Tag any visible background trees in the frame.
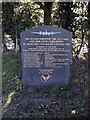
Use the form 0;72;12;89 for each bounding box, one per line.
2;2;89;61
52;2;88;60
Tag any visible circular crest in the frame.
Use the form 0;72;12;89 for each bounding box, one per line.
41;73;51;82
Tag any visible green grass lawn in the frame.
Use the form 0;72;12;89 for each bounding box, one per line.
2;52;89;119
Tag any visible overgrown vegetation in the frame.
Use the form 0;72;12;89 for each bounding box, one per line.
2;53;89;119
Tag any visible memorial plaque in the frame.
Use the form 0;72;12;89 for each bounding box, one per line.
20;26;72;86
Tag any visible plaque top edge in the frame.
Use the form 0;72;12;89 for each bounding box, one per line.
20;25;72;35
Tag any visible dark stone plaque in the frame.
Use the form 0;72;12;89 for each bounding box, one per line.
20;25;72;86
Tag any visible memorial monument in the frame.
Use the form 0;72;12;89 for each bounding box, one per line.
20;25;72;86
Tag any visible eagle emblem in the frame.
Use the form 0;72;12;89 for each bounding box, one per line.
41;73;51;82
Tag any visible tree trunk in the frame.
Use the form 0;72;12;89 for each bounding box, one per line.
64;3;71;30
3;43;7;52
76;3;84;57
2;35;8;52
88;2;90;69
35;2;53;25
44;2;53;25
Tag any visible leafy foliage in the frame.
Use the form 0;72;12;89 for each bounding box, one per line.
52;2;88;59
52;2;76;31
2;2;89;60
2;2;43;43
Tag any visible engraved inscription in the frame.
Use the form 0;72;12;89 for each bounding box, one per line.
45;52;68;68
23;37;70;68
23;52;43;67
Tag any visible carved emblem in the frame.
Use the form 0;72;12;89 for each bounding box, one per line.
41;73;51;82
31;29;61;36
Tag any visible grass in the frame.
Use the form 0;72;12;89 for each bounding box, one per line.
2;52;89;119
